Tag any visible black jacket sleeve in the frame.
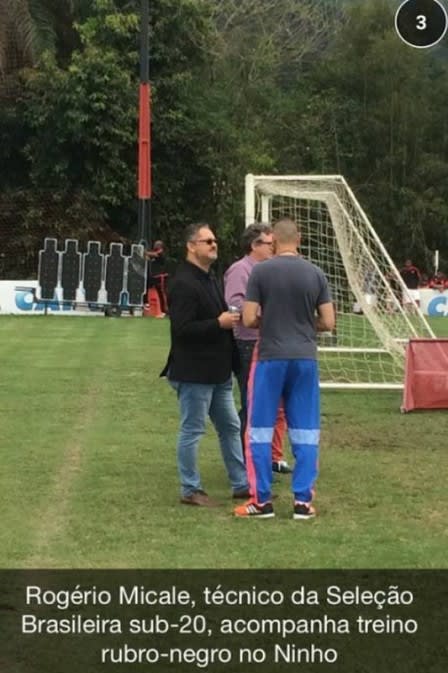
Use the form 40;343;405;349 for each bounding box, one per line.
169;279;221;341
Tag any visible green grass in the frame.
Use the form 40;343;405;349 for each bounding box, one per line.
0;316;447;568
319;312;438;383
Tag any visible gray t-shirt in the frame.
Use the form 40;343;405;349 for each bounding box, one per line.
245;255;331;360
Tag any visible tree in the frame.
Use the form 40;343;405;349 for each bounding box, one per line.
267;0;448;269
22;4;139;232
0;0;88;74
17;0;218;247
3;0;448;273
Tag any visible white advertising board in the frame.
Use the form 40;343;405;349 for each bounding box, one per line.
420;288;448;318
0;281;102;315
1;281;447;317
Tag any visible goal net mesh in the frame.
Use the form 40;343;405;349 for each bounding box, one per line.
246;175;435;389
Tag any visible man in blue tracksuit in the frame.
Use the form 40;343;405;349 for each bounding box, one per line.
234;218;335;520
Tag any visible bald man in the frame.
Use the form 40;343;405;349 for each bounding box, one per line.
234;218;335;520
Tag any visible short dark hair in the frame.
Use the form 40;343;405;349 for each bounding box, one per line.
184;223;211;246
241;222;272;255
273;218;300;242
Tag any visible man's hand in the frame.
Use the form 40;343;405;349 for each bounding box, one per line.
218;311;240;329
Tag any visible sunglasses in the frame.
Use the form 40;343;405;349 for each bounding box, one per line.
195;238;218;246
256;240;273;246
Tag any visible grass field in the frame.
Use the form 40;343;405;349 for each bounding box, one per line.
0;315;447;569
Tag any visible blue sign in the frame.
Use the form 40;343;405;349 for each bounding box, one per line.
428;294;448;317
15;288;72;312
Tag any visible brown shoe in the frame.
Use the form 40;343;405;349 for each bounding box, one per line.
180;490;219;507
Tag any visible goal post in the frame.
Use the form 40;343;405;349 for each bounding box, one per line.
245;174;435;389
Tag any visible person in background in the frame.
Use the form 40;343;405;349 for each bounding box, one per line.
146;240;168;315
146;239;165;263
161;223;249;507
234;218;335;520
399;259;421;311
224;223;291;474
428;270;447;292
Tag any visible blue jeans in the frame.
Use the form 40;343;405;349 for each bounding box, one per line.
168;378;248;497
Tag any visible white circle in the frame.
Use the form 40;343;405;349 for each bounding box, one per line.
395;0;448;49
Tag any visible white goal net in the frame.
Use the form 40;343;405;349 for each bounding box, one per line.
245;174;435;389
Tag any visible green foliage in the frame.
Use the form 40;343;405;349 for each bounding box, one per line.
267;0;448;269
0;0;85;71
0;188;121;279
24;44;137;210
1;0;448;272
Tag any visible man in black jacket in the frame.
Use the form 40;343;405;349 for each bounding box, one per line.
161;223;249;506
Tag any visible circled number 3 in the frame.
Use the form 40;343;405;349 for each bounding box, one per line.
416;14;427;30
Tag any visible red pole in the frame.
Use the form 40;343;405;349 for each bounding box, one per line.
138;82;152;200
138;0;151;246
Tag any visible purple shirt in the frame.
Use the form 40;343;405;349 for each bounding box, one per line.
224;255;258;341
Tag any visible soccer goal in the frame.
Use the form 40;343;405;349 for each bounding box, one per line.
245;174;435;389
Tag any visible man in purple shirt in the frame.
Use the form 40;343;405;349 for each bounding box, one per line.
224;223;290;473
